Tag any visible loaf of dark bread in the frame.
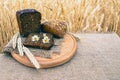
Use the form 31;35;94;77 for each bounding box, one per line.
41;20;67;38
23;33;54;50
16;9;41;37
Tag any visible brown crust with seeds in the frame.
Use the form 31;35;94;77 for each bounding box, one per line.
41;20;67;38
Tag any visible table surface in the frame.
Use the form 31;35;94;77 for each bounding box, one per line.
0;33;120;80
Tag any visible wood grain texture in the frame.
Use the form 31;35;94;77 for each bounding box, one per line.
11;33;77;68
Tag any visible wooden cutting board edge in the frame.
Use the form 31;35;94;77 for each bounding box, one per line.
11;33;77;68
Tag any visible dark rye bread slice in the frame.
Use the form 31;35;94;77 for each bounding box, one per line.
23;33;54;50
16;9;41;37
41;20;67;38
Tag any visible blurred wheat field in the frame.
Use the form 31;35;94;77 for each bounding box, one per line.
0;0;120;51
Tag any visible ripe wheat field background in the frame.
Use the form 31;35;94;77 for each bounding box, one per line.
0;0;120;51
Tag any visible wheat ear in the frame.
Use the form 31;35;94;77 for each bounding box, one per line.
23;46;40;69
17;37;24;56
12;32;19;49
69;32;80;41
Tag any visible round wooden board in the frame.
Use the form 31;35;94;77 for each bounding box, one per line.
11;33;77;68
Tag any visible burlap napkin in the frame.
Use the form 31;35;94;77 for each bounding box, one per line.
2;37;64;58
